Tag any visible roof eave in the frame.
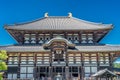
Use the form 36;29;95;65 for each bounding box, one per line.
4;27;113;31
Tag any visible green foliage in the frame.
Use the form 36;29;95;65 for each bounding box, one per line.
0;62;7;71
113;63;120;68
0;50;8;60
0;50;8;80
0;73;3;80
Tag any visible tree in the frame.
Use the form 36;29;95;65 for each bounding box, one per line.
113;63;120;68
0;50;8;80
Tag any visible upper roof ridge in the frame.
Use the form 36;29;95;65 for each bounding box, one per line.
72;17;112;26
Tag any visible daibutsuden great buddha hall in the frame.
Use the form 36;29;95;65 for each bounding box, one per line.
0;13;120;80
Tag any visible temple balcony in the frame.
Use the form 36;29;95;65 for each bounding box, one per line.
84;61;97;66
36;61;50;66
68;61;81;66
52;61;66;66
99;62;110;66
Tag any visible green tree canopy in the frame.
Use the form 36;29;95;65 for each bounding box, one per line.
0;50;8;80
113;63;120;68
113;58;120;68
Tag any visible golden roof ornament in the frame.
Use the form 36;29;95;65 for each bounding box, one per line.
44;12;48;17
68;12;72;18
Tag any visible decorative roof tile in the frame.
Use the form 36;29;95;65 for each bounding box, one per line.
43;37;75;49
92;69;116;77
5;16;113;30
0;45;120;52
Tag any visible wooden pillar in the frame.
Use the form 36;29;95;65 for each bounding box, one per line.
36;33;39;44
81;53;84;80
110;53;114;68
72;32;74;43
64;32;67;39
111;77;112;80
17;53;21;79
18;32;22;44
22;32;25;44
65;66;69;80
33;53;37;79
62;67;64;80
86;33;88;43
109;53;112;69
39;67;40;80
78;66;80;80
79;32;82;44
33;67;37;79
50;32;53;39
34;53;36;67
97;53;100;70
45;67;47;77
51;67;53;79
43;33;45;43
93;31;97;44
29;33;31;44
65;50;68;66
49;67;51;77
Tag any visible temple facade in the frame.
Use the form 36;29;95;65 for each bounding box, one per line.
0;13;120;80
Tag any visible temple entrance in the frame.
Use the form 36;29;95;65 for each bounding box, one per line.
69;66;81;80
35;66;49;80
34;66;82;80
53;50;64;61
54;73;62;80
52;67;65;80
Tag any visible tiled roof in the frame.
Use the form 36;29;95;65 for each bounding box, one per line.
75;45;120;52
0;45;120;52
0;45;46;52
92;69;116;77
5;16;113;30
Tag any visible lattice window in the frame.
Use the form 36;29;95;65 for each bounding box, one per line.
21;54;27;64
38;34;44;44
81;34;87;43
91;54;97;64
74;34;79;43
88;34;93;43
75;54;81;64
28;57;34;64
31;34;36;44
84;66;97;77
45;34;50;43
20;74;26;79
85;67;90;73
8;57;18;64
8;74;17;79
84;54;90;64
37;57;42;64
27;74;33;78
27;67;34;73
91;67;97;73
20;67;33;78
99;53;109;65
43;57;49;64
67;34;73;43
24;34;30;44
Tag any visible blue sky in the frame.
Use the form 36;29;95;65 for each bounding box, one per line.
114;58;120;63
0;0;120;45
